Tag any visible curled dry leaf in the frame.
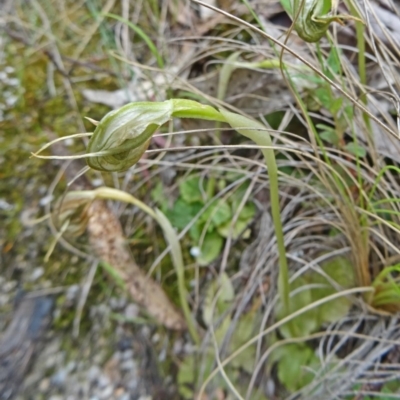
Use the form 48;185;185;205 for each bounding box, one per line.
86;199;186;331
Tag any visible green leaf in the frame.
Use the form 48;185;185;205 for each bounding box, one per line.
314;87;332;110
276;277;319;338
189;221;203;241
309;257;355;325
200;200;232;227
229;187;256;222
320;130;339;145
326;46;341;74
214;315;232;344
344;142;367;158
217;219;250;239
203;272;234;326
218;272;235;304
196;231;223;266
178;352;217;399
166;199;203;230
276;344;318;392
150;181;167;212
179;176;204;203
330;97;343;114
238;201;256;221
230;312;258;373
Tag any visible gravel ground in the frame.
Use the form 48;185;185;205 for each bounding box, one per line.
0;282;178;400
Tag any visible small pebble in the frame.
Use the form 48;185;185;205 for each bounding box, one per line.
87;365;101;383
120;349;133;361
0;294;9;307
30;267;44;282
0;199;13;211
98;385;113;399
97;374;110;389
39;195;54;207
66;361;77;373
64;138;74;146
66;284;80;303
120;359;136;372
109;297;126;311
3;281;17;293
39;378;50;392
91;178;103;187
114;387;125;397
51;368;67;388
124;303;139;320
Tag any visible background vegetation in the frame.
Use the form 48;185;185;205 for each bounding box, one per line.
1;0;400;399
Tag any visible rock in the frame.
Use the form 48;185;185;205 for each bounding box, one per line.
98;385;113;399
51;368;68;388
39;378;50;392
29;267;44;282
2;280;17;292
97;374;110;389
66;284;80;303
120;349;133;361
124;303;139;320
120;359;136;372
87;365;101;383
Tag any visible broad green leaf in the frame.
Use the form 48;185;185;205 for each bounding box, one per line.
326;47;341;74
230;312;258;373
321;256;355;287
344;142;367;158
218;219;250;240
166;199;203;229
179;176;204;203
197;231;223;266
178;352;216;399
238;201;256;221
214;315;232;345
320;130;340;145
230;187;256;222
189;221;203;241
276;277;319;338
315;87;332;110
330;97;344;114
276;344;318;392
203;272;234;326
218;272;235;304
177;352;195;399
344;105;354;119
309;257;355;325
150;181;168;212
200;200;232;227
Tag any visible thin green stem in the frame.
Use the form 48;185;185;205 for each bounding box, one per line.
218;109;290;314
346;0;372;135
